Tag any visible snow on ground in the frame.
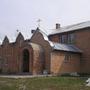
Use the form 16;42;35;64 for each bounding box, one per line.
86;78;90;86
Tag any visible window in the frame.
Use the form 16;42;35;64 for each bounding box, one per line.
60;33;75;44
64;54;71;63
68;33;75;44
61;35;67;43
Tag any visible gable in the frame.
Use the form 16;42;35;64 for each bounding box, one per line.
31;28;49;44
2;36;9;45
16;32;24;43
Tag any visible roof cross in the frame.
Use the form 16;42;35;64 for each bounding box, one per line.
37;19;42;28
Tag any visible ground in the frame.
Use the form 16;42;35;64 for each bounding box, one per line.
0;76;90;90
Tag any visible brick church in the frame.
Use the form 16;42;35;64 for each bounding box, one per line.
0;21;90;75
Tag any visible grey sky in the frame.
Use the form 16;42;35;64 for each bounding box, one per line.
0;0;90;39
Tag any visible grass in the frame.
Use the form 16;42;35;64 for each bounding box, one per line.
0;76;90;90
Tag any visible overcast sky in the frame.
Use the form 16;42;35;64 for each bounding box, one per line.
0;0;90;40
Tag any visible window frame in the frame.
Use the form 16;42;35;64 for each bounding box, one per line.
68;33;75;44
64;53;71;63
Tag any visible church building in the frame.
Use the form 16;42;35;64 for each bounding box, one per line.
0;21;90;75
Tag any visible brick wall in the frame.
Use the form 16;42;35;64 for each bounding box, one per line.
49;34;60;42
49;27;90;74
31;30;52;73
51;51;80;75
75;28;90;73
0;43;19;73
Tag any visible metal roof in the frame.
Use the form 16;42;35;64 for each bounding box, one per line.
48;21;90;35
52;43;82;53
0;31;32;44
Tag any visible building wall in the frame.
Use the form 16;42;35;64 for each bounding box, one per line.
0;27;89;75
0;43;20;73
32;48;44;75
20;43;33;74
49;34;60;43
75;28;90;73
0;42;44;74
49;32;74;44
31;30;52;73
51;51;80;75
50;51;65;75
0;32;45;75
49;27;90;74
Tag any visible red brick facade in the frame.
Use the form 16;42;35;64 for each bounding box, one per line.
0;31;45;75
0;23;90;75
49;27;90;74
51;51;80;75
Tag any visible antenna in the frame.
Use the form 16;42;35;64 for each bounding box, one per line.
37;19;42;28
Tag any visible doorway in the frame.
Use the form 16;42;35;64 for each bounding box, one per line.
22;49;29;72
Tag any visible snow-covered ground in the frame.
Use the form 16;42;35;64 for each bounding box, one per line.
86;78;90;86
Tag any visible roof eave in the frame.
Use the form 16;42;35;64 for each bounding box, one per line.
52;48;82;54
48;26;90;36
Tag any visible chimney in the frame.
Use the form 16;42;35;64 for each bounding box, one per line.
31;30;35;34
56;23;60;29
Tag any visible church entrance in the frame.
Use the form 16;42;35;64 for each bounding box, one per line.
22;49;29;72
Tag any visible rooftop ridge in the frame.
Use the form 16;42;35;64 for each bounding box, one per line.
48;21;90;35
